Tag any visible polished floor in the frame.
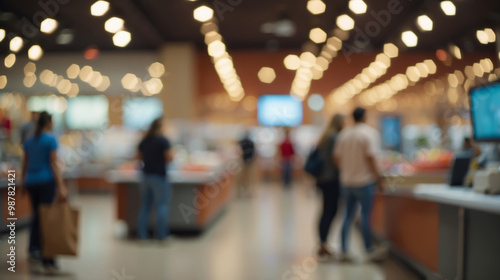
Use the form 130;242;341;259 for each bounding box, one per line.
0;182;421;280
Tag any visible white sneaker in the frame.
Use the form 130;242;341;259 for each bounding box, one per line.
367;246;388;262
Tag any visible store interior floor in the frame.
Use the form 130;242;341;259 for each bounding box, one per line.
0;182;421;280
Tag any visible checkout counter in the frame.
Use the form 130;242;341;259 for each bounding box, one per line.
374;173;500;280
107;163;235;235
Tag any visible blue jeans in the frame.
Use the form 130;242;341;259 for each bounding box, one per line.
138;174;171;240
283;161;292;187
341;183;376;253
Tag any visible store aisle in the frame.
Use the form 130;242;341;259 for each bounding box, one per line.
0;182;421;280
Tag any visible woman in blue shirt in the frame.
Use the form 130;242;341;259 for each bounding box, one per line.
21;111;68;274
137;117;173;241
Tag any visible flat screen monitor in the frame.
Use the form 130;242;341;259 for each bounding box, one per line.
123;97;163;130
65;95;109;130
469;81;500;141
381;116;402;151
257;95;303;127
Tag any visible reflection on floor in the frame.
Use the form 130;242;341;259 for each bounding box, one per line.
0;182;421;280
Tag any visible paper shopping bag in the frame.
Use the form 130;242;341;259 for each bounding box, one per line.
39;202;79;258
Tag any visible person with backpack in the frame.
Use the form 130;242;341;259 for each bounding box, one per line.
309;114;345;258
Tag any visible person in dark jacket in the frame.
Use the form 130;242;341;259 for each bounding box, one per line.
316;114;344;258
238;130;256;197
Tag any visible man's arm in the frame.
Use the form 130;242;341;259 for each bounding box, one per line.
367;155;385;191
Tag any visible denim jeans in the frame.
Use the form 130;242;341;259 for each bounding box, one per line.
340;183;376;253
26;181;56;266
282;161;292;187
138;174;171;240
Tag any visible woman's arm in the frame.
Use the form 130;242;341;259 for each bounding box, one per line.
50;150;68;200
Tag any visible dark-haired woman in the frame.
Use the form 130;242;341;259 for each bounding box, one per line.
137;117;173;240
316;114;344;258
21;111;67;274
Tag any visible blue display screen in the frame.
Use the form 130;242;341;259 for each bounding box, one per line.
66;95;109;130
470;82;500;141
381;116;401;151
257;95;303;127
123;98;163;130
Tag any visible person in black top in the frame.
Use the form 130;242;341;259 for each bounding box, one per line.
238;130;256;197
137;117;173;240
316;114;344;258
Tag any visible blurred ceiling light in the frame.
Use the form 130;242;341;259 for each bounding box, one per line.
122;73;138;90
336;14;355;31
401;31;418;47
208;41;226;57
485;28;496;43
4;53;16;68
69;83;82;97
480;58;493;72
67;64;80;79
307;94;325;111
448;74;459;87
23;73;37;88
56;28;74;45
417;15;433;31
307;0;326;15
40;18;58;34
383;43;398;58
476;30;488;44
415;62;429;78
0;76;7;89
316;56;329;70
406;66;420;82
450;45;461;59
0;29;5;42
24;62;36;75
91;1;109;16
257;67;276;83
105;17;124;33
79;66;93;82
327;36;342;51
148;62;166;78
309;28;327;44
57;79;72;94
472;63;484;77
9;36;23;52
300;52;316;68
40;70;53;84
349;0;367;14
201;22;218;35
193;6;214;22
113;30;131;47
454;70;465;84
440;1;456;16
423;59;436;73
89;72;103;87
96;76;110;92
283;54;301;70
28;45;43;61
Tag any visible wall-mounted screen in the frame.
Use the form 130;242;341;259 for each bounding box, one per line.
469;81;500;142
123;97;163;130
381;116;402;151
65;95;109;130
257;95;303;127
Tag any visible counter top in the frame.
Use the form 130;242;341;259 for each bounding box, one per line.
106;169;221;185
385;184;500;215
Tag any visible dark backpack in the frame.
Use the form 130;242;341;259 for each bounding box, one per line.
304;147;323;178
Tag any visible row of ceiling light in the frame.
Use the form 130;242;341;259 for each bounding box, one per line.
194;5;246;102
90;0;131;47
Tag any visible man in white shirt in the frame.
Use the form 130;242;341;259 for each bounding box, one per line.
334;107;386;261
